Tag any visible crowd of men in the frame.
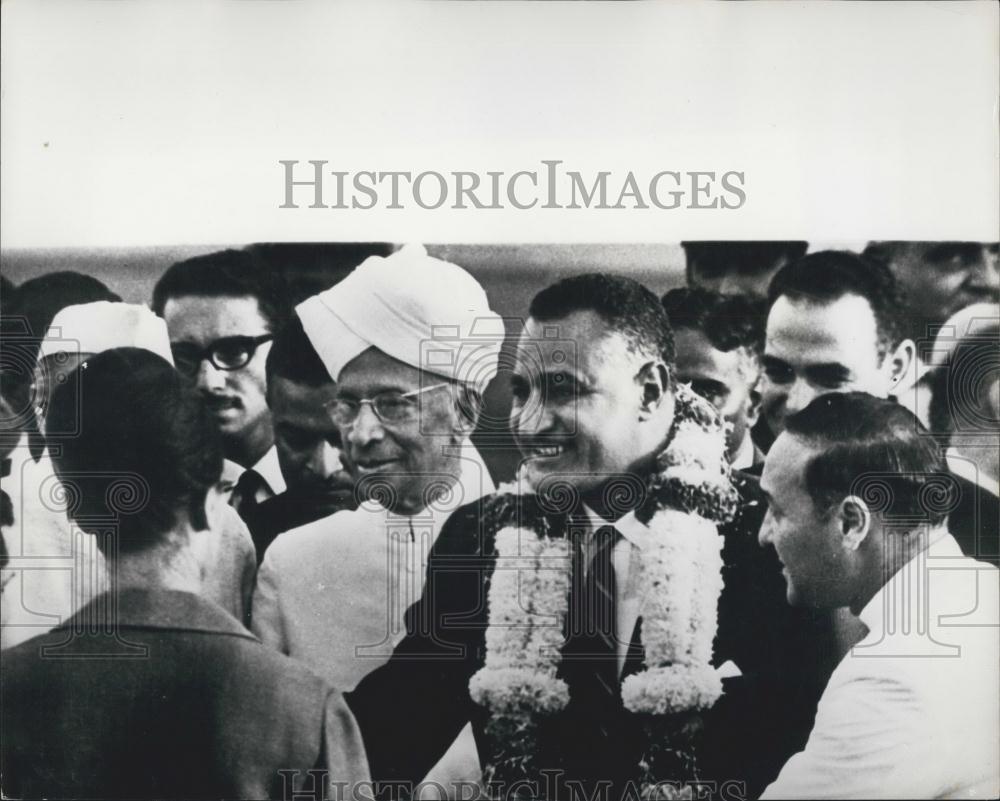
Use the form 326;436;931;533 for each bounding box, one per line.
0;240;997;800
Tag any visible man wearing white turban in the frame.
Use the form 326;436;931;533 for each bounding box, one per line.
252;245;501;790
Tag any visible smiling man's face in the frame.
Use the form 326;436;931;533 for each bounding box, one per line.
761;293;893;436
758;432;852;609
511;310;669;497
334;347;463;515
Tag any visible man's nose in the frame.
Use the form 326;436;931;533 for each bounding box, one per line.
784;379;817;417
512;399;556;439
758;512;774;547
195;358;226;392
347;403;385;448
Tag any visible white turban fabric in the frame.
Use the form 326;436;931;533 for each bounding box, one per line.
38;301;174;365
296;245;503;393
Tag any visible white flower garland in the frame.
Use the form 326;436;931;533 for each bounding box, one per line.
471;384;739;764
469;523;573;714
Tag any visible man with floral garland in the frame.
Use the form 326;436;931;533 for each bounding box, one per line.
348;274;828;801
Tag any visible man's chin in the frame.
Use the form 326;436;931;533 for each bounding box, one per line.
522;460;603;505
211;409;246;433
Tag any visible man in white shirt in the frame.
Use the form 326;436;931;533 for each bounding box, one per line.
152;249;290;517
759;392;999;800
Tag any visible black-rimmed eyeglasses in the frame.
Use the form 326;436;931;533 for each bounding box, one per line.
170;334;273;377
326;383;450;426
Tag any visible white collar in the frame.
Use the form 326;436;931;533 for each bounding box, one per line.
381;439;495;540
946;447;1000;498
858;530;962;633
730;432;756;471
249;445;286;496
579;504;650;550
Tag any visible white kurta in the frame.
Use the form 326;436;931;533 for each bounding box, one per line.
251;442;494;796
251;442;494;689
762;534;1000;800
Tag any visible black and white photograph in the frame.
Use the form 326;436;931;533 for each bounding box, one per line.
1;3;998;800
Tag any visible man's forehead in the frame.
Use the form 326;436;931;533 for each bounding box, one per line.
270;375;336;406
516;311;623;371
162;294;268;338
673;328;742;378
761;433;809;492
766;295;879;360
337;346;424;391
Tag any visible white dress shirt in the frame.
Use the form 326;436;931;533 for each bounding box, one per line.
577;505;651;677
221;445;286;505
762;533;1000;800
946;446;1000;498
729;431;757;472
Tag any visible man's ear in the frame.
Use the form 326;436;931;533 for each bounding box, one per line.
637;361;671;418
451;386;483;438
838;495;872;551
746;379;763;428
886;338;916;395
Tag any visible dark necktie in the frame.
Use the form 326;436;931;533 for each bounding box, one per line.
563;524;621;705
231;468;265;519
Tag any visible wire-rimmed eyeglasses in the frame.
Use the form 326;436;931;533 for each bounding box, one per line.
326;383;450;426
170;334;273;377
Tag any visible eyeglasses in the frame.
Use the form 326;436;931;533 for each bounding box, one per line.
170;334;273;377
326;383;450;426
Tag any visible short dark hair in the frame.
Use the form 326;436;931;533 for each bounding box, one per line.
662;287;766;356
682;241;808;284
7;271;121;342
265;314;331;390
46;348;223;553
529;273;675;365
152;249;291;330
767;250;905;357
785;392;950;530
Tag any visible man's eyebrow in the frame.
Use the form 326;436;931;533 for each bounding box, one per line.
336;383;409;398
761;354;790;368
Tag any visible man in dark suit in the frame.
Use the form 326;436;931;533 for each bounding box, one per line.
347;275;835;801
1;348;369;800
662;287;767;473
243;313;356;561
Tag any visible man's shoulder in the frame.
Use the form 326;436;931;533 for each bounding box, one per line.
433;490;582;561
262;506;372;565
